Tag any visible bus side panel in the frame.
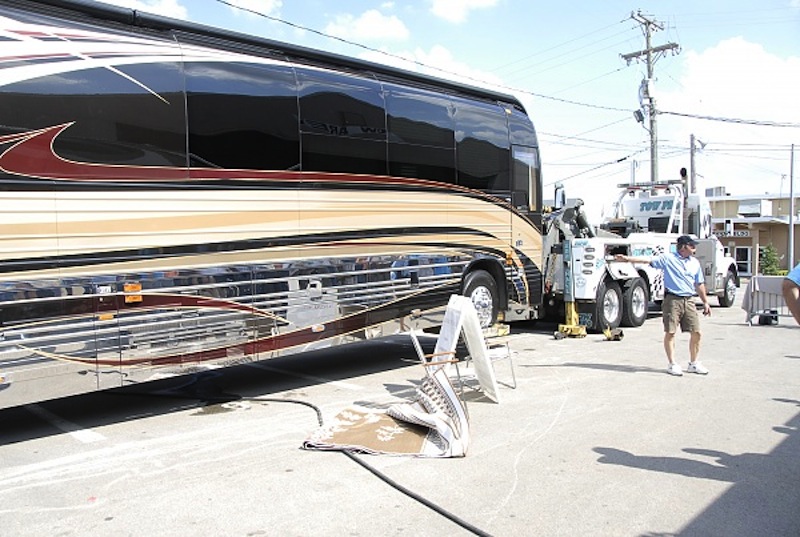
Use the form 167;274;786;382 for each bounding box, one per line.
0;8;190;406
0;4;545;409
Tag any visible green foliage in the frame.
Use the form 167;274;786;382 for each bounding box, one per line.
759;244;781;275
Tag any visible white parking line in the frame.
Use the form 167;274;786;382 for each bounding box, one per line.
24;404;106;444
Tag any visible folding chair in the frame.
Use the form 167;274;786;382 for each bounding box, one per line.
408;328;465;394
473;338;517;389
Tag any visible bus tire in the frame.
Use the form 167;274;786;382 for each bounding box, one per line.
718;270;736;307
463;269;498;328
595;280;622;331
621;277;648;327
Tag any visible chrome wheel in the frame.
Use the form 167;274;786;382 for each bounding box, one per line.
630;284;647;320
621;277;648;327
463;269;498;328
470;286;494;328
603;287;621;324
718;271;736;307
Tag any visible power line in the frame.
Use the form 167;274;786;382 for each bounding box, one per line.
669;7;799;29
490;21;623;73
545;149;646;185
550;67;626;95
501;30;633;79
213;1;798;127
708;142;796;148
704;151;791;162
538;132;643;149
659;110;800;128
213;0;633;113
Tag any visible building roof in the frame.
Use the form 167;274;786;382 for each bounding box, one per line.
707;192;797;202
711;216;791;225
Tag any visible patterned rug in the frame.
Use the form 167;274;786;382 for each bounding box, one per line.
303;368;469;458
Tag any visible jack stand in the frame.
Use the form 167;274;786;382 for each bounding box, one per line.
556;301;586;338
554;238;587;339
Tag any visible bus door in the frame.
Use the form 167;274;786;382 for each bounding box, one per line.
510;144;544;308
511;145;541;227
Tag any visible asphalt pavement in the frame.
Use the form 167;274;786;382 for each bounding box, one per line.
1;284;799;537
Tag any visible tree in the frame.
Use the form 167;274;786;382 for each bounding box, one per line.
759;244;781;275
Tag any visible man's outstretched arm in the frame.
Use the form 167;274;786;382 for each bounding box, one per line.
782;278;800;325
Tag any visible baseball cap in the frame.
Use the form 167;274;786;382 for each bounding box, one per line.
677;235;698;247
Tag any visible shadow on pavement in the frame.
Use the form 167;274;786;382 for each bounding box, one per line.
0;335;420;446
595;398;800;536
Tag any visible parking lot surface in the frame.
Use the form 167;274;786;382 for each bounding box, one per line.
1;288;799;536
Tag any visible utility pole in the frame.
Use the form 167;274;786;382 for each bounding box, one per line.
690;133;697;193
790;143;795;269
621;11;680;184
689;134;706;194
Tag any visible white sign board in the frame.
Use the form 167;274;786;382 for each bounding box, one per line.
439;295;500;403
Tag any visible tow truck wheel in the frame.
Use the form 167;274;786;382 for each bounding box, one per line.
718;270;736;307
621;277;648;327
463;269;498;328
595;280;622;331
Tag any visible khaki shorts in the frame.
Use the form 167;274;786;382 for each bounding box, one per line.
662;294;701;333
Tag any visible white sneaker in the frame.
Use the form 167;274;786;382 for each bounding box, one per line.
667;363;683;376
687;361;709;375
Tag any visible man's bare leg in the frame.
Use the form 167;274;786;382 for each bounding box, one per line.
664;332;676;364
689;331;701;363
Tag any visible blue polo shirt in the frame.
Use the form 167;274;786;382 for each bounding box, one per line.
650;251;704;296
787;263;800;286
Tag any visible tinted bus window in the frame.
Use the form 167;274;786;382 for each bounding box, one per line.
185;61;300;171
0;62;186;168
512;146;541;213
508;107;541;219
385;84;455;183
452;97;510;192
508;106;538;147
297;68;387;175
385;85;454;147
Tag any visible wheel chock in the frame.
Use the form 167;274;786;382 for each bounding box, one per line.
603;326;624;341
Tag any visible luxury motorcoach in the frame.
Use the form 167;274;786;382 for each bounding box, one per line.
0;0;544;408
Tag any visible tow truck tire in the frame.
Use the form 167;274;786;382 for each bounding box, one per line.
718;270;736;308
595;280;623;331
621;277;648;327
463;269;498;328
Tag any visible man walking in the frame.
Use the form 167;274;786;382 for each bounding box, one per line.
615;235;712;376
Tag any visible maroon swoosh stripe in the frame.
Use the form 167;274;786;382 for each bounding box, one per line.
0;123;452;189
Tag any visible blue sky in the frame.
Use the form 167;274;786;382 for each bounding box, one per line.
102;0;799;219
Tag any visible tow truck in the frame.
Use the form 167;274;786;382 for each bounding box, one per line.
541;181;739;333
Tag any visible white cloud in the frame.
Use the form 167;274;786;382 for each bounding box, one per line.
99;0;188;19
359;44;505;91
663;38;798;122
223;0;282;18
414;45;505;87
429;0;498;24
325;10;409;41
659;37;800;195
